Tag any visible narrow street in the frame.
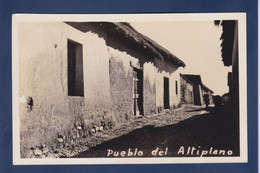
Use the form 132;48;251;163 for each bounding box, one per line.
70;105;239;158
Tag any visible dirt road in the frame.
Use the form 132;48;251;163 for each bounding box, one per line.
72;105;239;158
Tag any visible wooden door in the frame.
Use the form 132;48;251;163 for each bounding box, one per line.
133;68;143;116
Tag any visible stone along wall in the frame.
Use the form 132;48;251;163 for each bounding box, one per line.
18;22;183;155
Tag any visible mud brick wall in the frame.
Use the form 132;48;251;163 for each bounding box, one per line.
143;62;157;115
154;58;182;110
108;51;133;122
18;22;83;148
108;46;158;118
18;22;183;152
180;76;194;104
18;23;114;149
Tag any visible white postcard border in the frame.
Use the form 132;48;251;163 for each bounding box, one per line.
12;13;247;165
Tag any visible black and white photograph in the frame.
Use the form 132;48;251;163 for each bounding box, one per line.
12;13;247;164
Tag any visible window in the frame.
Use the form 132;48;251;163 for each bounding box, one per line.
67;39;84;96
175;81;178;95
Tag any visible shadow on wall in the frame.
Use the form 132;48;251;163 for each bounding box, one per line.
73;105;239;158
65;22;183;74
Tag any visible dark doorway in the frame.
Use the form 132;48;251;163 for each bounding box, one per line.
133;68;143;116
193;85;202;105
164;77;170;109
67;39;84;96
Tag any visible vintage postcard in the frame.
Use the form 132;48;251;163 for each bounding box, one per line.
12;13;247;165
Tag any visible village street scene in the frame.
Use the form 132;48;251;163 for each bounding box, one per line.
21;104;239;158
17;19;240;159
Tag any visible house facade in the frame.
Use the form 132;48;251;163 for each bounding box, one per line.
180;74;213;106
180;74;194;104
219;20;239;111
200;84;214;105
18;22;185;149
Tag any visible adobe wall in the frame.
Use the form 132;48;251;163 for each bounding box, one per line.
18;22;114;149
107;47;135;121
107;46;157;118
180;77;194;104
169;69;182;108
143;62;157;115
18;22;182;152
155;58;182;111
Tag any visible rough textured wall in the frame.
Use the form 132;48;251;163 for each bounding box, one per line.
108;47;135;122
186;83;194;104
180;77;194;104
155;58;181;111
18;23;113;149
81;31;112;120
143;62;157;115
18;22;184;151
155;70;165;111
169;70;182;108
108;47;158;118
180;77;187;104
19;22;84;148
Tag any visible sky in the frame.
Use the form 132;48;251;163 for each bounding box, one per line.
131;21;231;96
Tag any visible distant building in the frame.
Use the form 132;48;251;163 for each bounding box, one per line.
180;74;214;106
200;84;214;105
222;92;230;103
18;22;185;149
180;74;194;104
